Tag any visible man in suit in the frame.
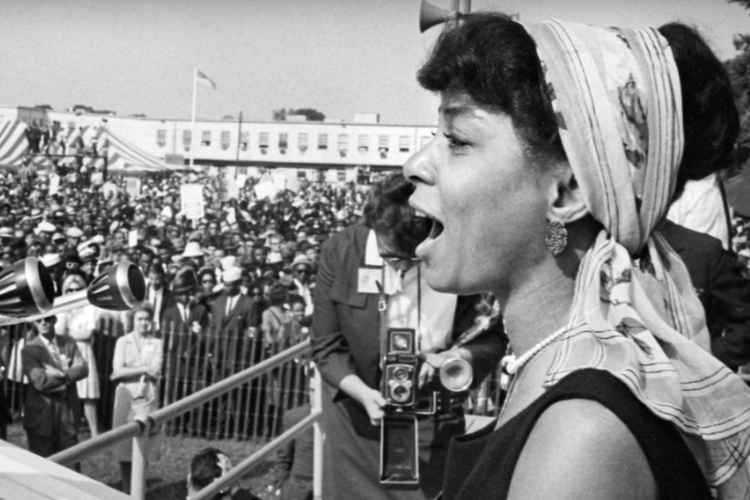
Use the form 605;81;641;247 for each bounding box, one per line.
660;219;750;370
22;315;89;460
145;263;169;331
311;173;505;500
162;271;211;411
209;266;261;438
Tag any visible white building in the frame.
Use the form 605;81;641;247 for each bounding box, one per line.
0;106;435;173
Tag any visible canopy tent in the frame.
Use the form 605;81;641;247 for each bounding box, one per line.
0;120;169;174
0;120;28;168
104;129;170;173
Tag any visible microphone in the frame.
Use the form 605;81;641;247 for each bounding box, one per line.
23;261;146;323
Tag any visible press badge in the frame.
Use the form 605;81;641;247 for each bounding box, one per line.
357;267;381;294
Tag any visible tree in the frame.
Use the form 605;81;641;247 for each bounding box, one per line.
289;108;326;121
33;104;53;110
730;0;750;8
272;108;287;121
725;35;750;173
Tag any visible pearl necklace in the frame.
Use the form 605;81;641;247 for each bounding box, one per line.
501;324;569;376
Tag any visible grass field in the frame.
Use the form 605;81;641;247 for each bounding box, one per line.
6;424;280;500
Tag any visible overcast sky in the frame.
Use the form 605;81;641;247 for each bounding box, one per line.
0;0;747;125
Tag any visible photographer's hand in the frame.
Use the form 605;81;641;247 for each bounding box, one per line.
339;374;386;426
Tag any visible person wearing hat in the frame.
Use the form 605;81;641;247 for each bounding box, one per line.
289;255;314;316
208;265;261;438
162;268;210;419
182;241;205;270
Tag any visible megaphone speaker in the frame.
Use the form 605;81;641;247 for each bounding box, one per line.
419;0;453;33
0;257;55;317
87;261;146;311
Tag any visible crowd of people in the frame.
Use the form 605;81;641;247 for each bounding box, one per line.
0;160;376;496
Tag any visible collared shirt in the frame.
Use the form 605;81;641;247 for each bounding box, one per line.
40;334;64;369
364;230;457;353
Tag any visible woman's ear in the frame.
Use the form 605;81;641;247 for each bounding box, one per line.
547;165;588;224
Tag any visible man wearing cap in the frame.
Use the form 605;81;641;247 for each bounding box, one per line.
290;255;314;316
208;266;262;437
162;270;210;413
183;242;205;270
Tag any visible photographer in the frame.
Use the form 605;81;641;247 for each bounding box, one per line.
311;173;504;499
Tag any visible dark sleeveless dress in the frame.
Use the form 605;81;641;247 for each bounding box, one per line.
441;369;712;500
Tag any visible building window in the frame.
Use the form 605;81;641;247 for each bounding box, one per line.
419;135;431;149
298;133;308;151
240;131;249;151
378;135;389;153
399;135;410;153
157;129;166;147
279;132;288;150
318;133;328;150
201;130;211;147
338;134;349;151
221;131;230;150
182;130;192;150
259;132;269;148
357;134;369;152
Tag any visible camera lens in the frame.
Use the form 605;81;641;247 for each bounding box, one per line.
393;366;409;381
392;384;410;402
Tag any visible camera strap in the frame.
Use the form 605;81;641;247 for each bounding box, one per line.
377;262;421;371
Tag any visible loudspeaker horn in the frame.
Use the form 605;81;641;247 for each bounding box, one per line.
25;261;146;322
419;0;454;33
0;257;55;317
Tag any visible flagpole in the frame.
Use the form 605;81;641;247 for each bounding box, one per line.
190;68;197;170
234;111;242;178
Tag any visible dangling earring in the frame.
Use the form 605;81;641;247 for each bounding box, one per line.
545;219;567;256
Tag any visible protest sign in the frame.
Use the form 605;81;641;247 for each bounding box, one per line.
180;184;205;220
48;174;60;195
125;178;142;198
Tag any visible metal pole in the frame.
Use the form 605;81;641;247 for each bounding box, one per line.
235;111;242;178
130;427;149;500
312;366;324;500
190;68;197;170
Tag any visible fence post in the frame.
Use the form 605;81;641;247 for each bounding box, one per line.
131;421;150;500
312;366;324;500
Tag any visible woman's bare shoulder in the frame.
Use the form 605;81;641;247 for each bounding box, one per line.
507;399;656;500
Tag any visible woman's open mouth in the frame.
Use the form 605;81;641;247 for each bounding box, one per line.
428;217;444;239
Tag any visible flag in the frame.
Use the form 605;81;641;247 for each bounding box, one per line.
196;70;217;90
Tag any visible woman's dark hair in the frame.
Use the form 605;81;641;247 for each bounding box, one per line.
363;172;431;256
417;13;565;164
198;267;216;284
658;22;739;200
266;280;287;306
189;447;225;490
417;13;739;200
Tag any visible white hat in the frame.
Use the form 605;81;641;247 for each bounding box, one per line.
66;227;84;238
182;241;204;258
40;253;61;267
222;266;242;283
220;255;237;270
37;221;56;233
0;227;13;238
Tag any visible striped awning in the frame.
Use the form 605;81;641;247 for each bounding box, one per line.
0;120;28;167
105;129;169;172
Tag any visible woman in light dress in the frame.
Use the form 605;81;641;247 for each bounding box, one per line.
56;273;101;437
111;303;163;494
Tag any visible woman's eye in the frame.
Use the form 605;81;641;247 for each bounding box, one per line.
443;133;469;150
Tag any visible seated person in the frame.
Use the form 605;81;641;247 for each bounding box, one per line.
187;447;259;500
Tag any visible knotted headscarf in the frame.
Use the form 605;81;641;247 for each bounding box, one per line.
525;20;750;497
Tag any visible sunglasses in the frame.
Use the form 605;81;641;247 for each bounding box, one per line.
66;287;84;292
35;317;54;324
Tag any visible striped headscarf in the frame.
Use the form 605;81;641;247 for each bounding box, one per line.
525;20;750;497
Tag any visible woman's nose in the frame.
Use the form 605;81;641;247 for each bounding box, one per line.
403;136;436;185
